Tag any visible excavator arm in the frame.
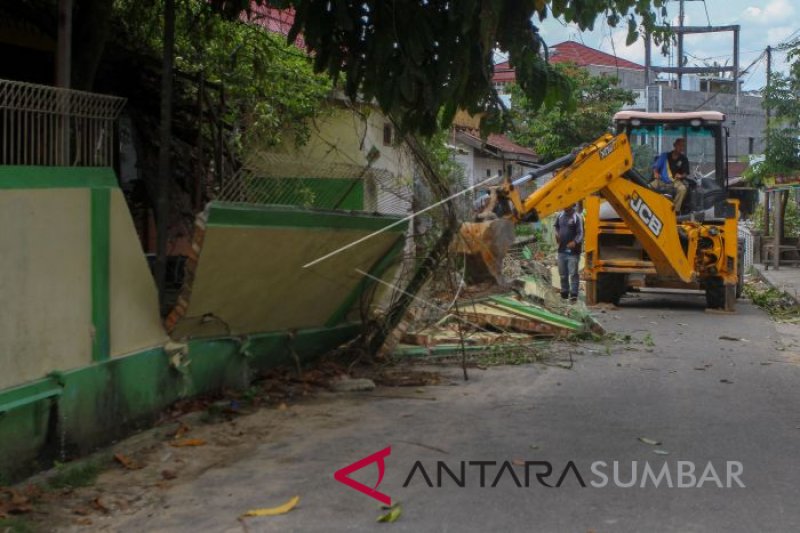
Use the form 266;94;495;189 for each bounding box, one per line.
456;133;696;283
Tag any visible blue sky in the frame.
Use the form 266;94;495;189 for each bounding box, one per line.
526;0;800;91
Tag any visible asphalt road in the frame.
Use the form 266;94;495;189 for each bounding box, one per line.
59;291;800;532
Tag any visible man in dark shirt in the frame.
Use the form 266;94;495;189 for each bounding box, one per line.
554;204;583;302
651;138;690;213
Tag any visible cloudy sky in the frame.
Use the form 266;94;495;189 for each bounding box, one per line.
529;0;800;91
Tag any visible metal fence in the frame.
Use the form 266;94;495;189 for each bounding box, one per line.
218;150;412;215
0;79;126;167
738;222;754;271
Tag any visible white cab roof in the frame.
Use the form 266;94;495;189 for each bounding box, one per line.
613;111;726;123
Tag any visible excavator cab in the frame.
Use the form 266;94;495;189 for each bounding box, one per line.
584;111;740;309
613;111;729;219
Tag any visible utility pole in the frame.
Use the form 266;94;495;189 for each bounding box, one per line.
677;0;685;89
644;1;739;98
766;45;772;129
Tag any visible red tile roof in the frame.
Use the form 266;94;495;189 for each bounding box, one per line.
458;128;537;158
487;133;537;157
727;161;749;178
493;40;644;84
549;41;644;70
244;4;306;49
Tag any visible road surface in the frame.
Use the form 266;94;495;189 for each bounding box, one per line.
46;291;800;532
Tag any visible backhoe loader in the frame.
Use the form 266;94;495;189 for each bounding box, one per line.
456;111;740;310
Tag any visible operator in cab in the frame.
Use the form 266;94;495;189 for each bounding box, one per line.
651;138;690;214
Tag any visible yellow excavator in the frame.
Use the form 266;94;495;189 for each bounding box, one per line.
456;111;740;310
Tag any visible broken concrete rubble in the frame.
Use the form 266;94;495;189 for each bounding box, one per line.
397;278;602;353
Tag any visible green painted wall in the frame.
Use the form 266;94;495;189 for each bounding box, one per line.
0;167;408;482
0;324;359;480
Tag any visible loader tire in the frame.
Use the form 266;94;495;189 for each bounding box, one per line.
596;273;626;306
705;276;725;309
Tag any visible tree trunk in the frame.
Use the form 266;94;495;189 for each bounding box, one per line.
156;0;175;314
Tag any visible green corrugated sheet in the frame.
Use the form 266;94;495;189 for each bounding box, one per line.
487;295;584;331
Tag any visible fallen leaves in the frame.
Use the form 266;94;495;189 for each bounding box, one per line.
91;497;110;514
113;453;142;470
242;495;300;517
0;487;35;517
174;421;191;439
169;438;206;447
377;503;402;523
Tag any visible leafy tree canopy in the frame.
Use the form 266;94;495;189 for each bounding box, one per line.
115;0;332;150
205;0;670;136
744;41;800;187
508;62;635;161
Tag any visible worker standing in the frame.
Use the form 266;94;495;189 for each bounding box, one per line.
554;204;583;303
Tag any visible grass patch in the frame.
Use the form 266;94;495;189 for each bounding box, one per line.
743;280;800;321
0;517;35;533
47;460;102;490
470;347;547;366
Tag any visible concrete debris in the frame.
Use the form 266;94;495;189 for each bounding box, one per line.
399;287;598;351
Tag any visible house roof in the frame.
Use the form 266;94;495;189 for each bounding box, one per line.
244;5;306;49
456;128;538;161
549;41;644;70
493;40;644;84
727;161;749;178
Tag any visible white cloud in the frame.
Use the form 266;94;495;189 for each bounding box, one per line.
767;26;794;45
608;28;646;65
741;0;795;25
534;0;800;89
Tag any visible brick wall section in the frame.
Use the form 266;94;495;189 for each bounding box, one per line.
164;209;208;334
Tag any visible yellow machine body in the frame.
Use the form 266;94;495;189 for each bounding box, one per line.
457;130;740;310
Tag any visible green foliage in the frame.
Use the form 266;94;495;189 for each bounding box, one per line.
47;460;102;489
0;517;35;533
631;143;657;176
745;70;800;187
204;0;671;136
752;199;800;238
417;129;469;191
743;281;800;320
508;63;636;161
114;0;332;151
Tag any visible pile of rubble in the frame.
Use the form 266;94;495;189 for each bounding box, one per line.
392;261;603;356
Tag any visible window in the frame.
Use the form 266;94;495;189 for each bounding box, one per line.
748;137;754;155
486;169;491;177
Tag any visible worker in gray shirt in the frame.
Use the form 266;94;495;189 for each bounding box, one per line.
554;204;583;302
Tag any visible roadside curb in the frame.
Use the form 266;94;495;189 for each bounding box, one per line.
752;263;800;306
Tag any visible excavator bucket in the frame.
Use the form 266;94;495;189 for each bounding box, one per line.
452;219;516;285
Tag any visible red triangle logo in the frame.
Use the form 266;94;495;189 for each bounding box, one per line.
333;446;392;505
